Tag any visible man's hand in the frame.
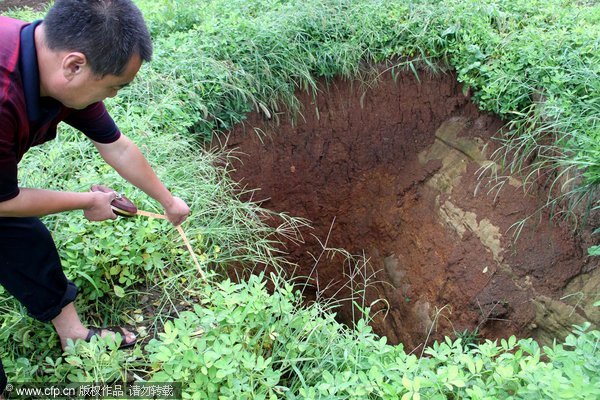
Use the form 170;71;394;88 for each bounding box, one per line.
163;196;190;226
0;188;119;219
83;190;118;221
94;135;191;226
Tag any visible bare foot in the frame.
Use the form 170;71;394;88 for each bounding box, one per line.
52;303;136;350
86;327;137;346
59;326;137;350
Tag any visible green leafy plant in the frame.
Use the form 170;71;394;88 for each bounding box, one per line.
2;1;598;397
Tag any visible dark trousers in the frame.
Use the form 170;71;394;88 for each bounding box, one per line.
0;217;78;394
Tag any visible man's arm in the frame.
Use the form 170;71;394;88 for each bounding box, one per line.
0;107;117;220
0;187;119;220
93;134;190;226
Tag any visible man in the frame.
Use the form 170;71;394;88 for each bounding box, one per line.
0;0;189;395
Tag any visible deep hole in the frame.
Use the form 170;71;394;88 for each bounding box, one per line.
221;69;592;349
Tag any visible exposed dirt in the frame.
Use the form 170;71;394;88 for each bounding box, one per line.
4;0;595;349
222;68;598;349
0;0;49;13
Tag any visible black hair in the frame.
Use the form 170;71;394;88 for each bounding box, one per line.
43;0;152;76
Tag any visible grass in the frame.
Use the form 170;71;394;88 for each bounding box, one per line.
1;0;599;398
143;0;599;217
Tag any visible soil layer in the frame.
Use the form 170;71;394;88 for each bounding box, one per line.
223;69;597;349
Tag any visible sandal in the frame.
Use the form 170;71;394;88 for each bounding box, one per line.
85;326;138;349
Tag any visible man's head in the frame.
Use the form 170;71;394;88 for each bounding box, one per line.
38;0;152;109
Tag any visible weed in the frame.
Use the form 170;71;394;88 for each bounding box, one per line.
2;1;599;397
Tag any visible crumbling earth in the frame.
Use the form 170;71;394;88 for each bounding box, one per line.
224;68;598;349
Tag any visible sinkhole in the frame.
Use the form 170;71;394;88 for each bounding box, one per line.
220;69;597;349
